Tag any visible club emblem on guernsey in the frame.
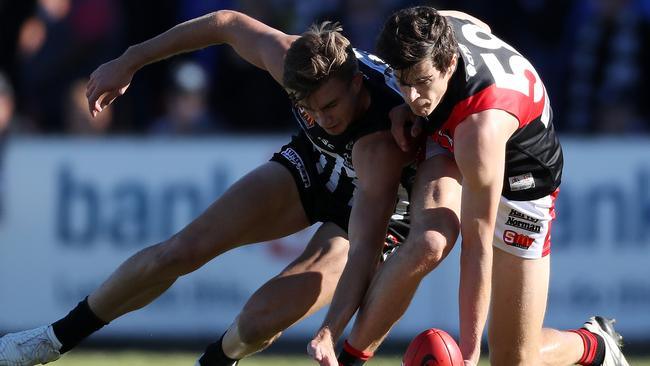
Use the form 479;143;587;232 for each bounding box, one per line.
297;106;316;128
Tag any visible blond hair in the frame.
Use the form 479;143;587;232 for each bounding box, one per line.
283;22;358;101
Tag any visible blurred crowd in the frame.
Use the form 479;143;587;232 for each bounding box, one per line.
0;0;649;138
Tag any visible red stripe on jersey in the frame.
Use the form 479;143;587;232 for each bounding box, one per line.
542;188;559;257
432;83;546;152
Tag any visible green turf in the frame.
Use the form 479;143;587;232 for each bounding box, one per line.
53;351;650;365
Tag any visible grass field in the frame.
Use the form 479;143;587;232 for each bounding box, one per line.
52;351;650;365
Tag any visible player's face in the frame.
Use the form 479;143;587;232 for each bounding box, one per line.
299;74;364;135
395;56;457;117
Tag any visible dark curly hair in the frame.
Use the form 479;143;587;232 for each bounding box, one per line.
376;6;457;74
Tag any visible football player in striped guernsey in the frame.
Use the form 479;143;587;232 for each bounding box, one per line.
0;10;416;366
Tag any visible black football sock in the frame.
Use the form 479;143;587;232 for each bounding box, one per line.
51;297;108;354
570;328;606;366
337;340;373;366
198;333;239;366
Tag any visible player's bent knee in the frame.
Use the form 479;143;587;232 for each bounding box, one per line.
315;241;348;273
404;230;455;272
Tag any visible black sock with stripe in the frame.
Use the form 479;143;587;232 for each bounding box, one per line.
51;297;108;354
337;340;373;366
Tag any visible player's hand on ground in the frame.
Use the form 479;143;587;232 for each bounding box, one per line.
389;103;423;152
307;328;338;366
460;344;480;366
86;56;134;117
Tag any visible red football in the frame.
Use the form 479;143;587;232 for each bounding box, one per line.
402;328;464;366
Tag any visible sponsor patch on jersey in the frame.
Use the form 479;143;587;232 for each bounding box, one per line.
281;148;311;188
508;173;535;191
503;230;534;249
508;208;539;223
458;43;477;77
505;216;541;233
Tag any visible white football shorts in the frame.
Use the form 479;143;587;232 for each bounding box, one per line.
493;189;559;259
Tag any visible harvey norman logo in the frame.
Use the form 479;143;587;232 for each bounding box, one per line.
508;209;539;223
505;209;541;233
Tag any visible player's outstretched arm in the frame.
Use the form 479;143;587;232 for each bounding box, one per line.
86;10;297;117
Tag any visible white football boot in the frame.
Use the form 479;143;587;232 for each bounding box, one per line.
582;316;630;366
0;325;62;366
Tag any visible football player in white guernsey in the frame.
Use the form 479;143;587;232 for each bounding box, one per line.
308;6;629;366
0;11;415;366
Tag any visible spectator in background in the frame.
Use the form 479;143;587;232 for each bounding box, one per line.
0;71;34;136
206;0;295;132
16;0;69;133
0;72;34;221
117;1;181;133
450;0;571;121
0;73;19;136
291;1;342;33
64;78;112;135
340;0;398;51
17;0;121;133
0;73;13;221
149;61;220;135
237;0;295;29
563;0;650;133
290;0;412;52
176;0;235;81
0;1;36;89
6;0;649;136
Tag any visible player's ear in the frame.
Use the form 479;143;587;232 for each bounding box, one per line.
351;72;363;93
446;53;459;78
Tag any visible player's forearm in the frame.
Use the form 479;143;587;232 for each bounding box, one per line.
458;194;494;362
121;10;236;72
320;194;393;340
320;248;378;341
458;231;492;363
457;190;495;362
321;141;405;342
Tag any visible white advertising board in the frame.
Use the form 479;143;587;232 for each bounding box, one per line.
0;137;648;342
